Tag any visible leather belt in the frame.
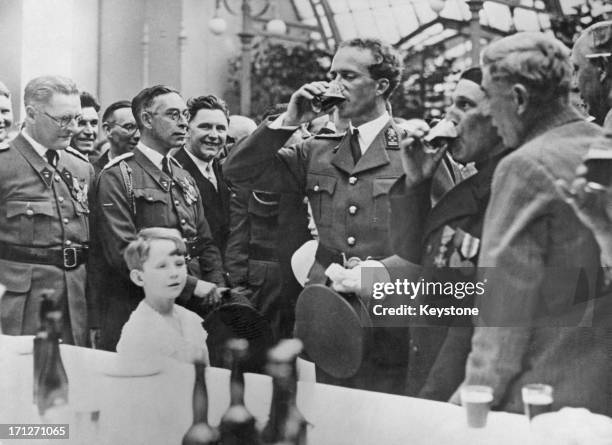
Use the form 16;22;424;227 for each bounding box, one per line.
0;242;88;270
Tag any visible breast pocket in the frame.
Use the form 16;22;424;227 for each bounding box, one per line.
5;200;55;245
306;173;336;227
133;188;169;228
372;178;398;228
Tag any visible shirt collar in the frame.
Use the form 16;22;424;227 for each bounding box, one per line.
22;128;61;161
185;148;213;174
351;111;390;152
137;141;165;170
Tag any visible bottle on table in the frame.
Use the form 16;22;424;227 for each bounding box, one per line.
182;361;220;445
219;339;260;445
261;339;307;445
36;306;69;416
33;294;55;403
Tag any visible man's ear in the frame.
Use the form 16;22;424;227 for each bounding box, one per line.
376;78;390;97
129;269;145;287
141;111;153;130
512;84;530;116
25;105;36;121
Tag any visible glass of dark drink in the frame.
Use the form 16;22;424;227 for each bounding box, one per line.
584;140;612;191
460;385;493;428
522;383;553;421
312;83;346;113
423;119;457;154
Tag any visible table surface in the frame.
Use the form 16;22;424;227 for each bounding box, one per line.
0;335;532;445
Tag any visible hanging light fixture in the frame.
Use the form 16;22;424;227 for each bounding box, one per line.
209;0;228;35
429;0;446;14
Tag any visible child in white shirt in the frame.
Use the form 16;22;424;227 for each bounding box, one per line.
116;227;210;365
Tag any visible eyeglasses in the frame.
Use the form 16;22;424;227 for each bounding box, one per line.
106;121;139;134
40;110;82;129
148;109;190;123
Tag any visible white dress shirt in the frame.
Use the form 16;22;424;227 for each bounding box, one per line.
185;149;218;190
137;141;165;170
22;129;61;162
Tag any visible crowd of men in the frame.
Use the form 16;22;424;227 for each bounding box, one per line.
1;20;612;416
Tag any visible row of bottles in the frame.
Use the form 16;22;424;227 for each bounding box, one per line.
183;338;308;445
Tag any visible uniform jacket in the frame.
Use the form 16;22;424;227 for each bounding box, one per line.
224;119;412;279
0;134;93;345
458;106;612;415
224;185;310;340
224;118;415;382
388;151;507;400
91;146;224;350
173;148;231;255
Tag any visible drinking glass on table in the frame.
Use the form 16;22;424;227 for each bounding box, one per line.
460;385;493;428
522;384;553;421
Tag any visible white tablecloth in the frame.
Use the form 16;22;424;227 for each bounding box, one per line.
0;335;531;445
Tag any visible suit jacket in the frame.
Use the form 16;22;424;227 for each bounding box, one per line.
91;147;224;350
388;151;507;401
0;134;93;345
173;148;231;255
458;105;612;415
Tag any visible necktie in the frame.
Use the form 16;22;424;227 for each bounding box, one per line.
350;128;361;164
161;156;172;176
205;163;218;191
45;150;58;168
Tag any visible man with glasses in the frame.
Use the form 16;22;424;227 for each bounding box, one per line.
70;91;100;158
92;85;225;351
0;75;93;346
224;38;422;394
0;80;14;146
92;100;140;176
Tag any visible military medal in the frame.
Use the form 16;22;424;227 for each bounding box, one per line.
178;177;198;205
71;177;89;208
434;225;456;268
385;127;399;149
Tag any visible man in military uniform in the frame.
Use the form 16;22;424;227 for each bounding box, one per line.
572;20;612;129
0;80;13;146
387;67;507;400
93;100;140;177
0;75;93;345
91;85;225;351
224;38;434;394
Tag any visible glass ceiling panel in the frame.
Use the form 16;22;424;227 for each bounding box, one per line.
292;0;314;21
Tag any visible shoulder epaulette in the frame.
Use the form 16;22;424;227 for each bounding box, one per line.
64;146;89;162
314;132;345;140
103;152;134;170
169;155;183;169
0;141;10;151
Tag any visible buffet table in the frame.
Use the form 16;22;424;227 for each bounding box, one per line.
0;335;530;444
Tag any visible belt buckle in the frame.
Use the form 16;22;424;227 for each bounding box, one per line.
63;247;78;269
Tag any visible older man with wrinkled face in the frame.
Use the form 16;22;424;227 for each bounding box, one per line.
571;20;612;128
451;32;612;416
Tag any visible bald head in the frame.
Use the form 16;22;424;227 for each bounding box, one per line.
228;115;257;142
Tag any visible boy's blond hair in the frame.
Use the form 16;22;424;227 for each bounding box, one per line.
123;227;187;271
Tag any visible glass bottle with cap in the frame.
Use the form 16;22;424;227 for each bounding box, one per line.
261;339;307;445
36;305;69;415
182;361;220;445
219;339;260;445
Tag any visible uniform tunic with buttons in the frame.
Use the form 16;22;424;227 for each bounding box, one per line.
0;134;93;345
224;120;407;282
224;118;415;394
91;146;224;351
